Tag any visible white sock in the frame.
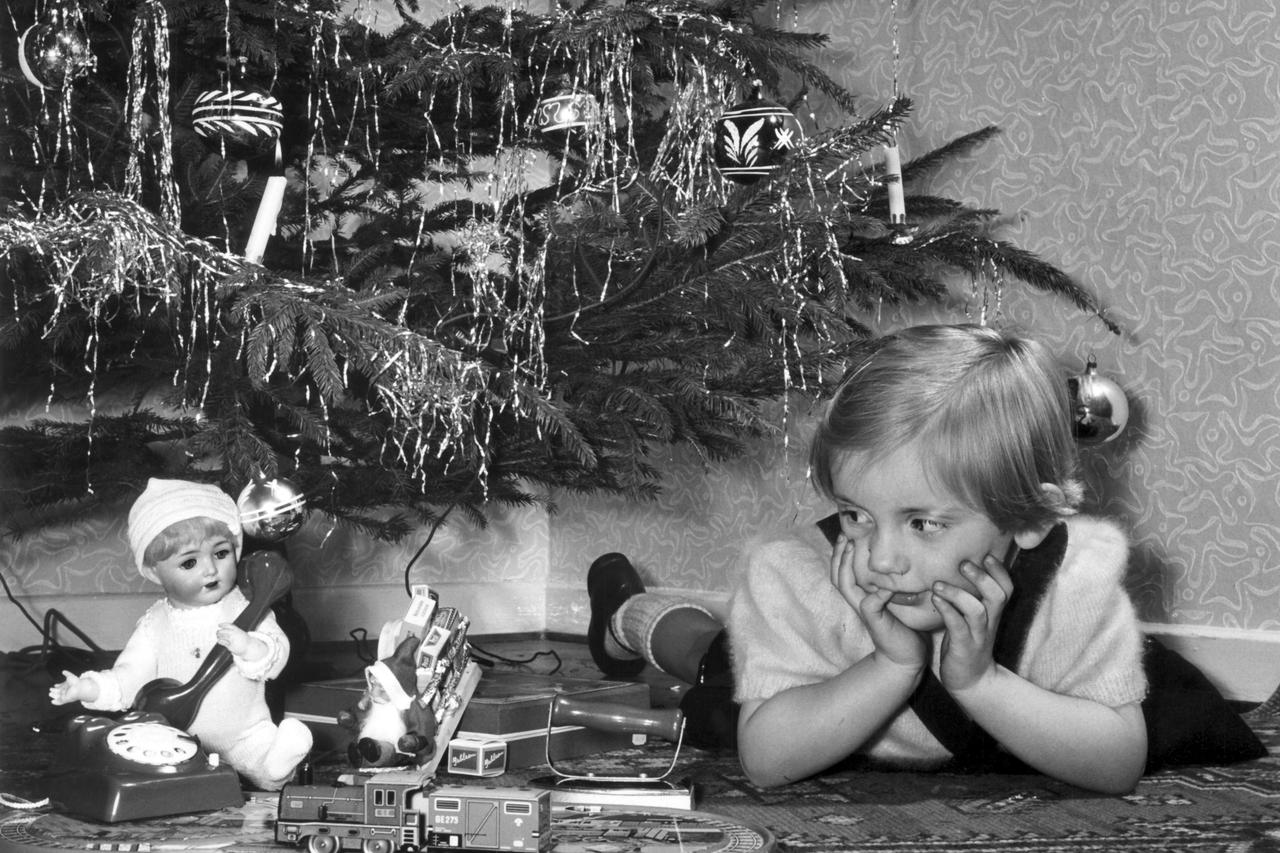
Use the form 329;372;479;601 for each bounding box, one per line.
604;597;642;660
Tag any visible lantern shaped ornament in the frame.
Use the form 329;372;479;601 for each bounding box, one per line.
237;474;307;542
18;21;95;89
536;89;601;136
714;82;802;183
192;83;284;160
1069;355;1130;446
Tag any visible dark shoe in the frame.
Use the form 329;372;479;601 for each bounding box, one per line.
695;629;733;688
587;553;647;677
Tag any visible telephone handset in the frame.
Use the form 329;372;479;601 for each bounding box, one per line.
133;549;294;730
45;710;244;822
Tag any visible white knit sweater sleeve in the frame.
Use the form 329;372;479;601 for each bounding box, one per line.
235;616;289;681
79;602;166;712
1017;516;1149;708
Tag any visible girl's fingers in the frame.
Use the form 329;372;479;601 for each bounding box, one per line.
980;553;1015;598
932;580;986;643
830;534;851;588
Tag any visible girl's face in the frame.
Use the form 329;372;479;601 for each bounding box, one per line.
830;441;1018;633
151;534;239;609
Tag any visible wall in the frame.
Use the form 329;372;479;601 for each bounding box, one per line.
548;1;1280;692
0;499;549;653
835;0;1280;632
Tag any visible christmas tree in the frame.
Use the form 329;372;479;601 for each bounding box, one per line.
0;0;1114;541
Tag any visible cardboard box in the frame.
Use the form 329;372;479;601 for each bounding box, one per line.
448;724;645;773
456;672;650;734
285;668;651;767
446;736;507;776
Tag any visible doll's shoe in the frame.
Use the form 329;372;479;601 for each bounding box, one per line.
587;553;647;678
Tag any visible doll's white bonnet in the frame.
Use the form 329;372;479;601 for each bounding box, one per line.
127;478;243;582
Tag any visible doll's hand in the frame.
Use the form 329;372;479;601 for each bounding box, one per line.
934;554;1013;692
831;534;927;672
49;670;98;705
216;623;260;659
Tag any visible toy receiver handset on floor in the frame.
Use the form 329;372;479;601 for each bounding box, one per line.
134;550;294;731
531;695;695;809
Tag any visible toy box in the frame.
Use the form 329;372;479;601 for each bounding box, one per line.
285;669;650;769
446;736;507;776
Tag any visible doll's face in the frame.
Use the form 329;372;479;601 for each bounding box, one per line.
150;533;239;609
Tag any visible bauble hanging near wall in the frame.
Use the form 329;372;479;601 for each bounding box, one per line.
1069;354;1129;445
237;474;307;542
714;81;802;183
18;20;95;89
536;89;601;136
192;66;284;161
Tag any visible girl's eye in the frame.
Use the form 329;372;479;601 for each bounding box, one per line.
215;548;232;560
180;558;198;570
839;508;869;527
910;518;947;533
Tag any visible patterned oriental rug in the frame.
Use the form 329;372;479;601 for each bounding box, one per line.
496;709;1280;853
5;661;1280;853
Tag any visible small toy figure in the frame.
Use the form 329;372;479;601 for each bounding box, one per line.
339;636;437;768
49;478;313;791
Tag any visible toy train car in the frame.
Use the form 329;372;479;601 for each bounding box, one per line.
276;772;551;853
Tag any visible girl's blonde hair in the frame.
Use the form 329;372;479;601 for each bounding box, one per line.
810;324;1083;533
142;516;237;570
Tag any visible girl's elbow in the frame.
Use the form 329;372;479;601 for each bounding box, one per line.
736;733;804;788
1087;760;1144;795
1077;727;1148;794
736;745;786;788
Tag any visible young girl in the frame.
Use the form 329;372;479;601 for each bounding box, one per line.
591;324;1151;793
49;478;313;791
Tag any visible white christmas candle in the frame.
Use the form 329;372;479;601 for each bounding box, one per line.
883;142;906;224
244;175;288;263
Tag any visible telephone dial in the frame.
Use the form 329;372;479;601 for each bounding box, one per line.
44;551;295;823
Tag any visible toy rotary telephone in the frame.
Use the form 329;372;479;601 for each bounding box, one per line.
133;549;294;730
45;550;294;822
45;710;244;822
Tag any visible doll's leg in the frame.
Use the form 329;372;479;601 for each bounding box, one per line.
225;717;313;791
261;718;313;786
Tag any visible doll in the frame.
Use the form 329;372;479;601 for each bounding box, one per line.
49;478;313;791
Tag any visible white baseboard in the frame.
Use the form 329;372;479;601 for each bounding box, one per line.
1142;622;1280;704
7;587;1277;704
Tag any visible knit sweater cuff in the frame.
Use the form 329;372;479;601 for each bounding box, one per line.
80;670;127;712
233;629;284;681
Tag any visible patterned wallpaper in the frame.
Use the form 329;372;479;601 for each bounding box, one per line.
551;0;1280;633
5;1;1280;646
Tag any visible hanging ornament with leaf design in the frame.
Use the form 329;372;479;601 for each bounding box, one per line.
713;81;802;184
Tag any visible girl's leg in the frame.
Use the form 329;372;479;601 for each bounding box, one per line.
647;607;723;685
587;553;725;682
587;553;647;677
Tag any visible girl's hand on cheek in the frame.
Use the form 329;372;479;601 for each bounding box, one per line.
935;554;1013;691
829;533;861;610
860;584;928;673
